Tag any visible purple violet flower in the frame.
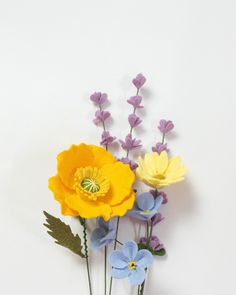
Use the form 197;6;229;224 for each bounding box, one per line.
150;189;168;204
119;157;138;170
127;96;143;109
90;92;108;105
149;213;164;226
152;142;169;154
128;114;142;128
100;131;116;146
139;236;164;252
158;119;174;134
132;73;146;89
93;110;111;125
119;133;142;151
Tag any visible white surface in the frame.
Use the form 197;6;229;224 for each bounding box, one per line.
0;0;235;294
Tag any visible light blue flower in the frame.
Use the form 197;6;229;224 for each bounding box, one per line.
91;218;116;250
127;192;163;221
108;240;153;285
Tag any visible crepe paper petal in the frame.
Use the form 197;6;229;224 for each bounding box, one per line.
127;96;143;108
152;142;169;154
90;92;108;105
128;267;146;285
158;119;174;134
135;249;153;268
119;157;138;170
128;114;142;128
122;241;138;261
132;73;146;89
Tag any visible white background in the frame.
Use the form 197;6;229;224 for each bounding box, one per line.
0;0;235;294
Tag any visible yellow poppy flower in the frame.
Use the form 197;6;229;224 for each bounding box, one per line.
48;143;135;221
136;151;186;188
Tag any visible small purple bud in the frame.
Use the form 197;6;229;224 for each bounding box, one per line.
132;73;146;89
127;96;143;109
150;189;168;204
119;133;142;151
139;236;164;251
93;110;110;125
90;92;108;105
128;114;142;128
119;157;138;170
152;142;169;154
149;213;164;226
158;119;174;134
100;131;116;146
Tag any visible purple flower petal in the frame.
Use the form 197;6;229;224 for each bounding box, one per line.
152;142;169;154
119;133;142;151
158;119;174;134
149;213;164;226
128;114;142;128
90;92;108;105
100;131;116;146
132;73;146;89
119;157;138;170
93;110;110;125
127;96;143;108
139;236;164;251
150;190;168;204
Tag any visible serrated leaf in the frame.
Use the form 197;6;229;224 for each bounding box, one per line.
138;243;166;256
43;211;85;258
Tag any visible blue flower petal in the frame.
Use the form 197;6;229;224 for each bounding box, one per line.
128;267;146;285
122;241;138;260
100;228;116;242
127;210;147;221
153;196;163;211
109;250;128;268
91;228;106;243
112;267;130;279
135;250;153;268
98;217;109;230
136;193;154;211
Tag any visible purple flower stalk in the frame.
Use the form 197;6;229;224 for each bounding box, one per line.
100;131;116;147
93;110;111;125
127;96;143;108
119;133;142;151
128;114;142;128
150;189;168;204
132;73;146;90
139;236;164;252
152;142;169;154
158;119;174;134
90;92;108;105
149;213;164;226
119;157;138;170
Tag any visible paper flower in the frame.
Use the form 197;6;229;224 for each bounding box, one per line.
127;96;143;108
91;218;116;250
136;151;186;188
132;73;146;89
48;144;135;220
152;142;169;154
119;133;142;151
127;192;163;221
158;119;174;134
139;236;164;252
108;240;153;285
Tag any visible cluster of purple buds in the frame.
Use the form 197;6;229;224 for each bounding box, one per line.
148;212;164;226
90;92;116;148
119;157;138;170
150;189;168;204
139;236;164;252
152;119;174;154
120;74;146;163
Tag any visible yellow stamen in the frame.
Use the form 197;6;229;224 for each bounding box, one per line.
128;261;137;270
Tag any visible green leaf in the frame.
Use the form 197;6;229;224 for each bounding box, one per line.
138;243;166;256
43;211;85;258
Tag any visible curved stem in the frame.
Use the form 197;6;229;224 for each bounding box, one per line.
82;219;93;295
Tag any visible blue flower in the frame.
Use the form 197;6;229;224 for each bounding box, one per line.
108;240;153;285
127;192;163;221
91;218;116;250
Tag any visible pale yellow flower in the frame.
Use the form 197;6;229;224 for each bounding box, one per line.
136;151;186;188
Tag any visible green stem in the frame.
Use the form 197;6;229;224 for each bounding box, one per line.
82;219;93;295
109;217;120;295
104;246;107;295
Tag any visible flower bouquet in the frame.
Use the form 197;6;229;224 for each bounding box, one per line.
43;73;186;295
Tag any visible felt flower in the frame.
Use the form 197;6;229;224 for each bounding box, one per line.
90;92;108;105
119;134;142;151
127;96;143;109
132;73;146;89
109;240;153;285
139;236;164;252
119;157;138;171
152;142;169;154
149;212;164;226
150;189;168;204
158;119;174;134
100;131;116;147
127;192;163;221
48;144;135;220
136;151;186;188
93;110;111;125
128;114;142;128
91;218;116;250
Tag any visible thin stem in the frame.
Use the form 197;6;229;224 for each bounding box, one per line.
108;217;120;295
82;219;93;295
104;246;107;295
99;104;108;150
161;133;165;144
115;239;123;246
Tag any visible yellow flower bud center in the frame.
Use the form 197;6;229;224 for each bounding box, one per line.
74;167;110;201
128;261;137;270
143;209;150;213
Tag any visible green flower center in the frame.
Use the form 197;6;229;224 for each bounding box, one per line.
143;209;150;213
81;178;100;193
128;261;137;270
